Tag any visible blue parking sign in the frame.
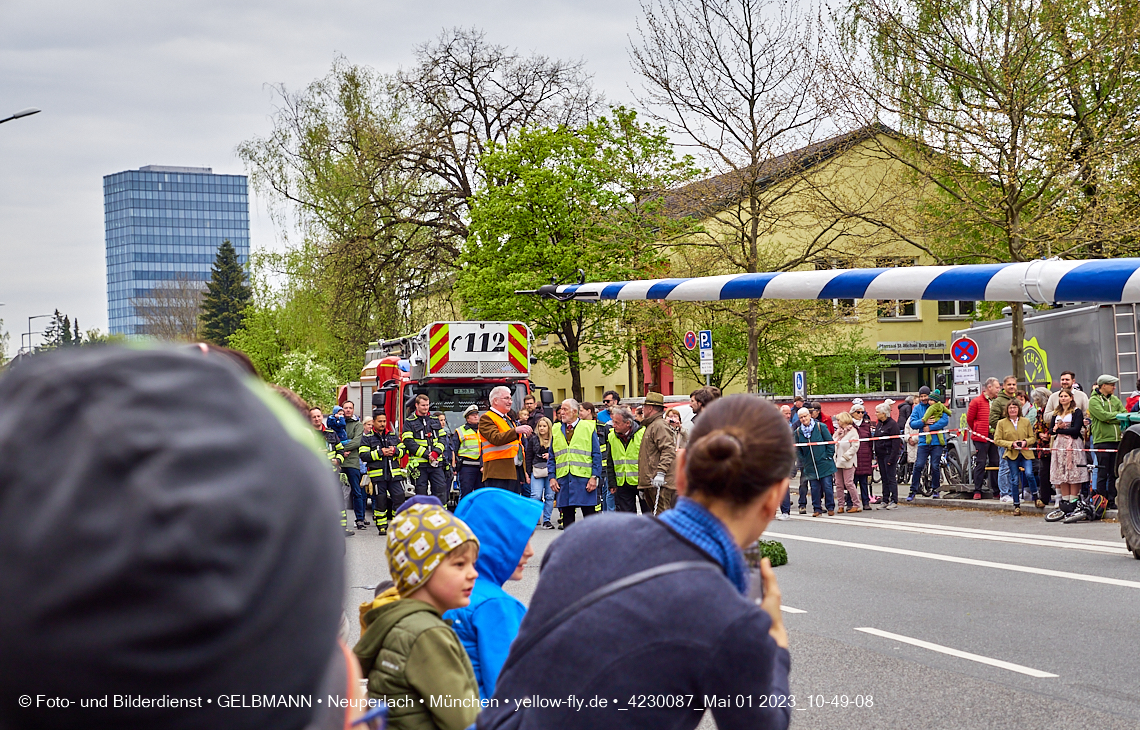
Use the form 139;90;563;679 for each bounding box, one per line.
699;330;713;351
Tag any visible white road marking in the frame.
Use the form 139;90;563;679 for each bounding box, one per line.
855;627;1058;678
763;531;1140;589
786;515;1130;555
832;514;1124;547
780;605;807;613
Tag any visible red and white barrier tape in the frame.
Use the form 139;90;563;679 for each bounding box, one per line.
796;426;1120;453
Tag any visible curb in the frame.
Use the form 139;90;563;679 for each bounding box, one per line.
907;495;1118;520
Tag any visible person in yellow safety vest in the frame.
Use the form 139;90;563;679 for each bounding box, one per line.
548;398;603;529
605;405;650;514
579;402;614;513
310;406;353;537
359;412;406;534
479;385;533;493
402;393;449;502
455;405;483;501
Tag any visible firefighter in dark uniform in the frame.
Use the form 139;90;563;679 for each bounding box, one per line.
402;393;448;502
359;412;406;534
434;412;457;508
455;405;483;501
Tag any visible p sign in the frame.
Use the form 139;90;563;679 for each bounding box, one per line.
698;330;713;351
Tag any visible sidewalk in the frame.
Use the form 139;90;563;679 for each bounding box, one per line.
787;476;1118;519
908;494;1118;520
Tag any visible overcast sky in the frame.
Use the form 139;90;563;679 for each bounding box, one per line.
0;0;642;355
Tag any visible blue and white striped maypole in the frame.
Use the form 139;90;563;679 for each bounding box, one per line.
524;258;1140;304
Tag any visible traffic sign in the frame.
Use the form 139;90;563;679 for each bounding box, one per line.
700;358;714;375
683;331;697;350
698;330;713;350
951;336;979;365
794;371;806;397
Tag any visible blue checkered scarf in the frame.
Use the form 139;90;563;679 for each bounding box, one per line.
660;497;748;595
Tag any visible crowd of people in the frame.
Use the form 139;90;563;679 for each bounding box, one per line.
0;346;792;730
766;369;1128;521
321;385;726;537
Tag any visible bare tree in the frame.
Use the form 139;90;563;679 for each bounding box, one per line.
631;0;893;392
132;275;204;341
831;0;1140;377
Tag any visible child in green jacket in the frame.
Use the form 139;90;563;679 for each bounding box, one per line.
354;496;481;730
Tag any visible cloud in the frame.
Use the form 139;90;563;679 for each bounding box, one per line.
0;0;639;354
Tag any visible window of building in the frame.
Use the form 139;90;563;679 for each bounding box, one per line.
876;257;918;320
938;300;976;319
815;257;857;317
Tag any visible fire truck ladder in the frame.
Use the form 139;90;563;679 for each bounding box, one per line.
1114;303;1139;387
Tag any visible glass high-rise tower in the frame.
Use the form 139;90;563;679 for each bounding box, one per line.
104;165;249;335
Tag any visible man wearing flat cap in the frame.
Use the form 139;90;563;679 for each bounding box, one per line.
1089;374;1125;508
638;391;677;514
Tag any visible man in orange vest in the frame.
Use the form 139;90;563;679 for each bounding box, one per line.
478;385;533;493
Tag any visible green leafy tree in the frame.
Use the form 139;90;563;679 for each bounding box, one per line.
457;108;701;400
0;319;9;366
273;351;340;413
200;240;251;346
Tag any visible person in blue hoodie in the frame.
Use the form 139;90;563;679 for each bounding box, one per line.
326;405;349;443
443;488;542;699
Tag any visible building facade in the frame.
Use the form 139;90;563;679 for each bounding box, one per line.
104;165;249;335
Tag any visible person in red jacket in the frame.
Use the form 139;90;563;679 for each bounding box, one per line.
968;377;1001;499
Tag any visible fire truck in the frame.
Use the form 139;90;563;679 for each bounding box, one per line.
339;321;553;436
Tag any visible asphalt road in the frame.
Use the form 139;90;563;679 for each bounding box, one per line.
344;501;1140;729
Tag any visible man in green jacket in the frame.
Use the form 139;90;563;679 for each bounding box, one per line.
339;401;367;530
1089;374;1125;508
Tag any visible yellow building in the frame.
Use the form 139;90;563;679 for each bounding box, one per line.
531;126;971;400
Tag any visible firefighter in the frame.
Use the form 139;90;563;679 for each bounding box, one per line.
455;405;483;500
359;412;406;534
402;393;449;502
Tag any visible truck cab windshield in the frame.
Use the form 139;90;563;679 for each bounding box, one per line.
407;383;527;431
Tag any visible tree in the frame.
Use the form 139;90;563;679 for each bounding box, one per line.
238;35;601;368
631;0;893;392
457;108;701;400
835;0;1140;377
273;351;340;413
132;275;204;341
200;240;251;345
0;319;9;366
38;310;82;350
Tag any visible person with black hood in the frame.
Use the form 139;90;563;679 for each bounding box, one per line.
479;394;792;730
360;411;407;534
0;346;359;730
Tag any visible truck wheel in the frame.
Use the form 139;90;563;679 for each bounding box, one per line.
1117;449;1140;559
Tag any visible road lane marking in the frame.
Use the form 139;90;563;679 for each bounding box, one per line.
829;514;1125;548
780;605;807;613
786;515;1130;555
763;531;1140;589
855;627;1058;678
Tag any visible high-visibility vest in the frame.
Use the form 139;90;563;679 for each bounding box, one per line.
480;411;520;463
551;420;597;479
457;425;482;463
607;427;644;486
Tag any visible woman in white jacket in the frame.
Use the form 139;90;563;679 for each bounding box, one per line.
832;411;862;513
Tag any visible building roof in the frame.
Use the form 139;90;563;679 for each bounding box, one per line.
663;123;895;219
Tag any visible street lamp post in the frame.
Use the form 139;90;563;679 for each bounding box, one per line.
0;108;41;125
23;314;53;355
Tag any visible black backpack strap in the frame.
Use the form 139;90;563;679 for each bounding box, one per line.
501;560;722;673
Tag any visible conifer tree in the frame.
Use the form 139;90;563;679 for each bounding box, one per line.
199;240;251;345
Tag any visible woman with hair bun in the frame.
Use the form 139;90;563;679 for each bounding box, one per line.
479;395;794;730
